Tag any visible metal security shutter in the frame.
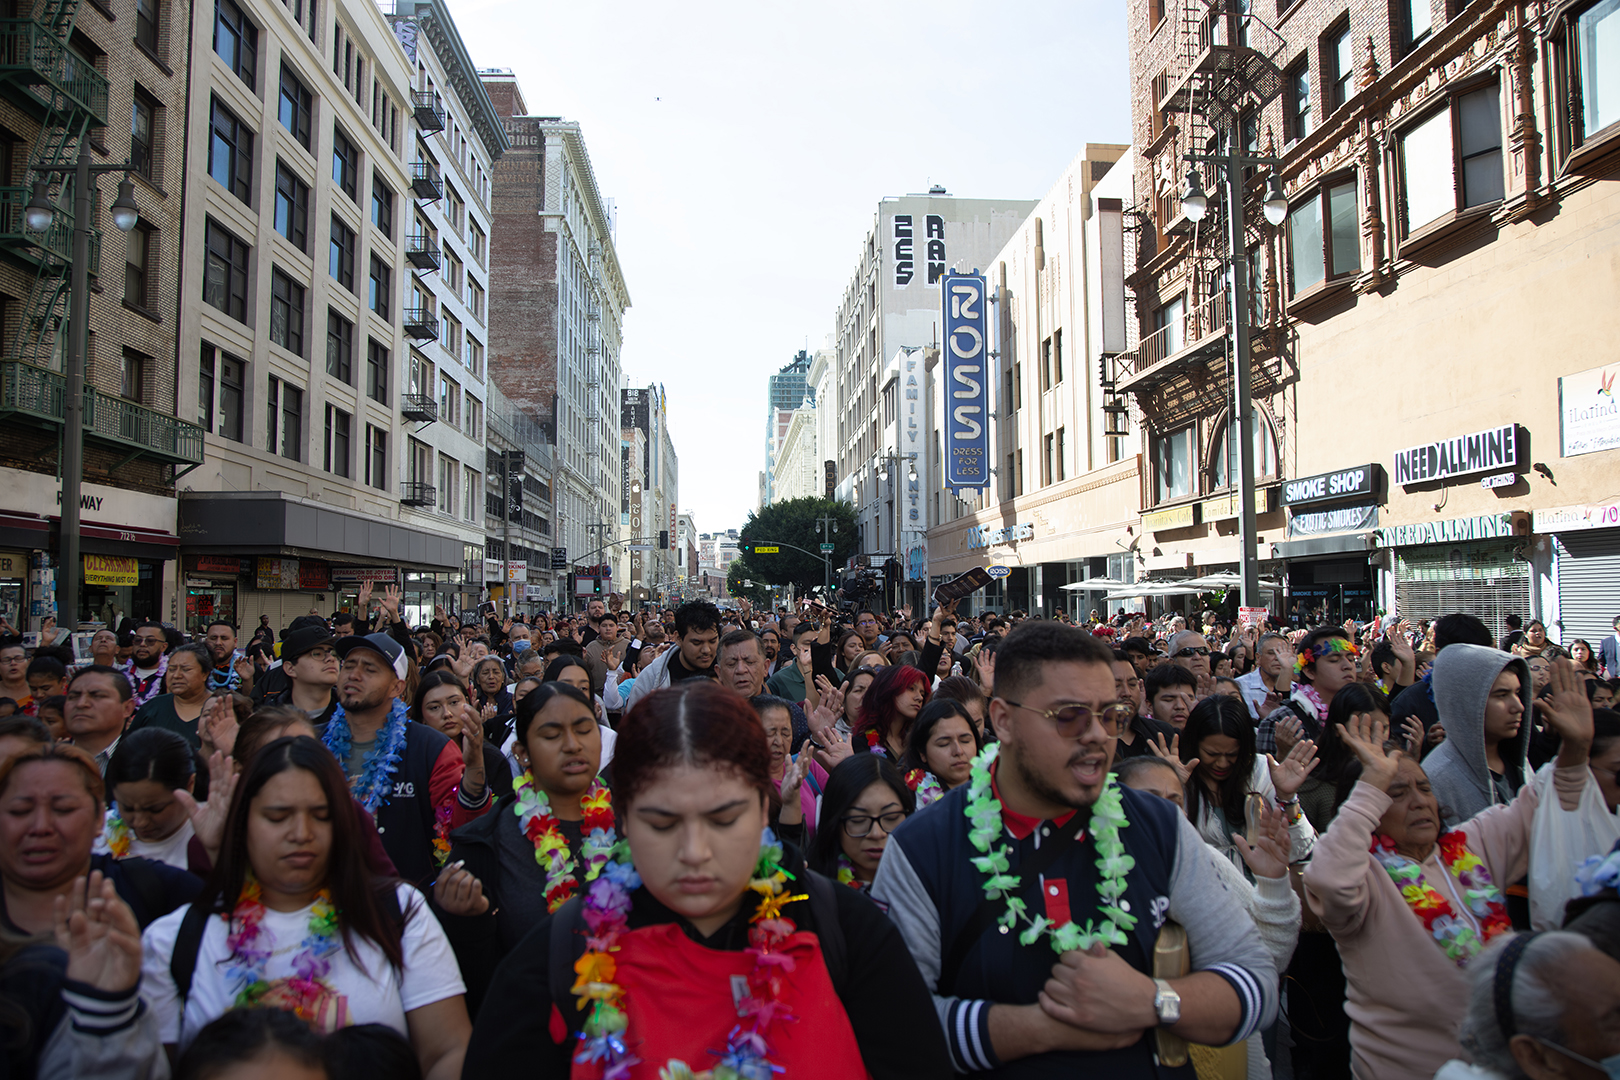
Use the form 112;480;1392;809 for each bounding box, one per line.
1394;541;1531;628
1555;529;1620;642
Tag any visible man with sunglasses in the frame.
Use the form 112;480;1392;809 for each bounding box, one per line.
874;621;1276;1077
1166;629;1213;682
119;621;170;709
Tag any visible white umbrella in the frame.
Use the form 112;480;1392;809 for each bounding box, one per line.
1060;577;1132;591
1182;571;1282;591
1103;582;1204;599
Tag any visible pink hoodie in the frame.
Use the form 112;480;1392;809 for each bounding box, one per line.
1302;768;1587;1080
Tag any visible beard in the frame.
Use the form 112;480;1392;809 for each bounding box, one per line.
340;685;390;712
1009;740;1105;811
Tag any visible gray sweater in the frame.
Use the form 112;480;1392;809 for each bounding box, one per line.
1423;644;1533;827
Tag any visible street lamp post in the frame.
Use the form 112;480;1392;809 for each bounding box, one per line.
25;140;140;630
813;514;838;595
1180;149;1288;614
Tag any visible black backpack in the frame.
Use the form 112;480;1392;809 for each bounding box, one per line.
545;868;848;1039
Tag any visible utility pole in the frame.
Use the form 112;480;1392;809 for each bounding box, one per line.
814;514;839;595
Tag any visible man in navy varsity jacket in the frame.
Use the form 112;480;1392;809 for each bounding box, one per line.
873;621;1277;1077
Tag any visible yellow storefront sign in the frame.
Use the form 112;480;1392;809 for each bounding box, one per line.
83;554;138;586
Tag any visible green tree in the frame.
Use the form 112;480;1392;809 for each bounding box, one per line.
725;561;770;606
732;497;860;595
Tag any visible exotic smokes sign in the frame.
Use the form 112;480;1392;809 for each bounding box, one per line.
1393;426;1518;485
942;270;989;488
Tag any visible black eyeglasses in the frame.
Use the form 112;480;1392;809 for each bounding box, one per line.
841;810;908;838
1000;699;1135;736
1173;646;1212;658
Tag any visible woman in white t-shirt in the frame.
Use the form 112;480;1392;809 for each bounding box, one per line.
98;727;204;874
140;735;470;1080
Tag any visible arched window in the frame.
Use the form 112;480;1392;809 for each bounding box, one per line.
1210;410;1278;489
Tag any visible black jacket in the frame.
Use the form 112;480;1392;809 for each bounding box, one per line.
460;843;950;1080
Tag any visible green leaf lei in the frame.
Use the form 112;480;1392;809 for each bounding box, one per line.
964;742;1138;953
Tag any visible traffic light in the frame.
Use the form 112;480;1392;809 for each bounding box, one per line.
659;530;669;550
738;542;779;554
592;577;602;595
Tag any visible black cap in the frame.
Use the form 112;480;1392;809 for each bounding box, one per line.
1122;636;1161;656
280;625;336;663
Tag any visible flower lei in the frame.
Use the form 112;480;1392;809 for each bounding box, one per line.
224;874;341;1014
512;773;616;912
1577;843;1620;897
104;808;132;858
905;767;944;809
1294;636;1358;678
572;827;803;1080
322;698;410;813
432;796;455;868
835;853;866;891
121;652;169;708
863;729;884;756
1371;830;1510;967
964;742;1137;952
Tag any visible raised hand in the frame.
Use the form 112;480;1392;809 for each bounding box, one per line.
1148;733;1197;787
1195;673;1214;700
780;750;813;804
1337;712;1399;791
813;677;844;720
433;861;490;917
1401;716;1425;758
38;615;57;646
1541;657;1595;767
198;694;239;759
1232;799;1291;880
459;703;486;777
175;751;238;865
54;872;142;993
974;648;996;692
357;580;374;617
1273;710;1305;757
233;653;255;686
380;584;403;624
812;726;854;773
1426;721;1446;747
1267;738;1319;801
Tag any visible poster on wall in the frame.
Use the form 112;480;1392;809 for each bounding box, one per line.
83;555;137;586
255;557;299;590
1559;362;1620;458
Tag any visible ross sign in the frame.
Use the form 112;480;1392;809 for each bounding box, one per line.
330;565;398;585
551;547;568;570
1287;503;1379;537
1377;513;1514;548
1559;362;1620;458
255;557;299;590
942;271;990;487
1480;471;1518;490
968;522;1034;550
1393;426;1518;485
986;564;1012;578
83;554;137;586
1533;502;1620;533
1282;464;1382;507
1142;504;1197;532
190;555;245;575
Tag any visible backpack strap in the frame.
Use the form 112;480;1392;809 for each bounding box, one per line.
802;869;847;997
168;901;214;1019
548;897;589;1039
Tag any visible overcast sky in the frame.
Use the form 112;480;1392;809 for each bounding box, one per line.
450;0;1130;533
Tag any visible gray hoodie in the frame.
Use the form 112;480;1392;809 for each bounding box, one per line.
1423;644;1533;827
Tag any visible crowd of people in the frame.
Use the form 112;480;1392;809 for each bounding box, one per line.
0;593;1617;1079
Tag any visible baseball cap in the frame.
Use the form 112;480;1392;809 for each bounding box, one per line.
334;632;408;679
1122;636;1162;656
281;625;336;663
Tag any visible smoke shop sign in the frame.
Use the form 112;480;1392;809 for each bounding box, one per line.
1393;426;1518;485
1283;464;1381;507
1377;513;1514;548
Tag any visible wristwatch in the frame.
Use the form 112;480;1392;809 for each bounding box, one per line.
1152;978;1182;1026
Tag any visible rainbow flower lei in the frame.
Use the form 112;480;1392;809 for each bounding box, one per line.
964;742;1137;952
512;773;617;912
103;808;132;858
835;853;865;891
1370;830;1510;967
1294;636;1358;678
572;827;803;1080
322;698;411;813
224;874;341;1014
905;767;944;809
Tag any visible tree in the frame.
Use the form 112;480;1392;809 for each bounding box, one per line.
732;497;860;595
725;562;770;606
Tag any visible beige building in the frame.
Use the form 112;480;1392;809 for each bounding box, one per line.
174;0;465;633
772;404;820;503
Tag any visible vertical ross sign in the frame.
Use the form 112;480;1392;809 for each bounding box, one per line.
944;271;990;487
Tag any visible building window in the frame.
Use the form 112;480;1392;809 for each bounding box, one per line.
1055;427;1066;481
1042;432;1054;486
213;0;257;89
1153;427;1193;503
370;176;393;238
267;376;303;461
135;0;159;53
1153;295;1186;353
463;393;481;440
468;280;484;321
208;97;253;203
470;221;486;264
278;63;312;149
332;127;358;201
438;372;459;428
131;92;156;180
1328;22;1354;111
269;268;305;356
366;424;387;490
1040;337;1053;392
1052;329;1062;383
324;404;351;477
367;254;390;318
463;335;482;377
408;438;431;484
408;350;431;396
1288;61;1312;140
199;345;245;441
329;216;355;290
203;218;249;322
1400;83;1503;234
1568;0;1620;144
326;310;352;383
1406;0;1433;50
1288;179;1359;294
1211;411;1279;488
124;222;152;308
438;454;458;515
273;162;309;251
1011;362;1022;410
463;464;479;522
440;311;460;355
120;349;146;403
446;184;465;233
366;338;388;404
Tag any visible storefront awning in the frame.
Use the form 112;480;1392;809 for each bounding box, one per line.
1271;533;1377;559
178;492;463;572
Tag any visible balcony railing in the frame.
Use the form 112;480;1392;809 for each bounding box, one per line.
400;393;437;422
0;19;109;124
0;186;100;269
405;233;440;270
412;91;444;132
402;307;439;340
0;358;204;464
1116;293;1230;388
400;481;436;506
410;160;442;201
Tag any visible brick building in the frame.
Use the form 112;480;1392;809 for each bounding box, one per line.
0;0;196;631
